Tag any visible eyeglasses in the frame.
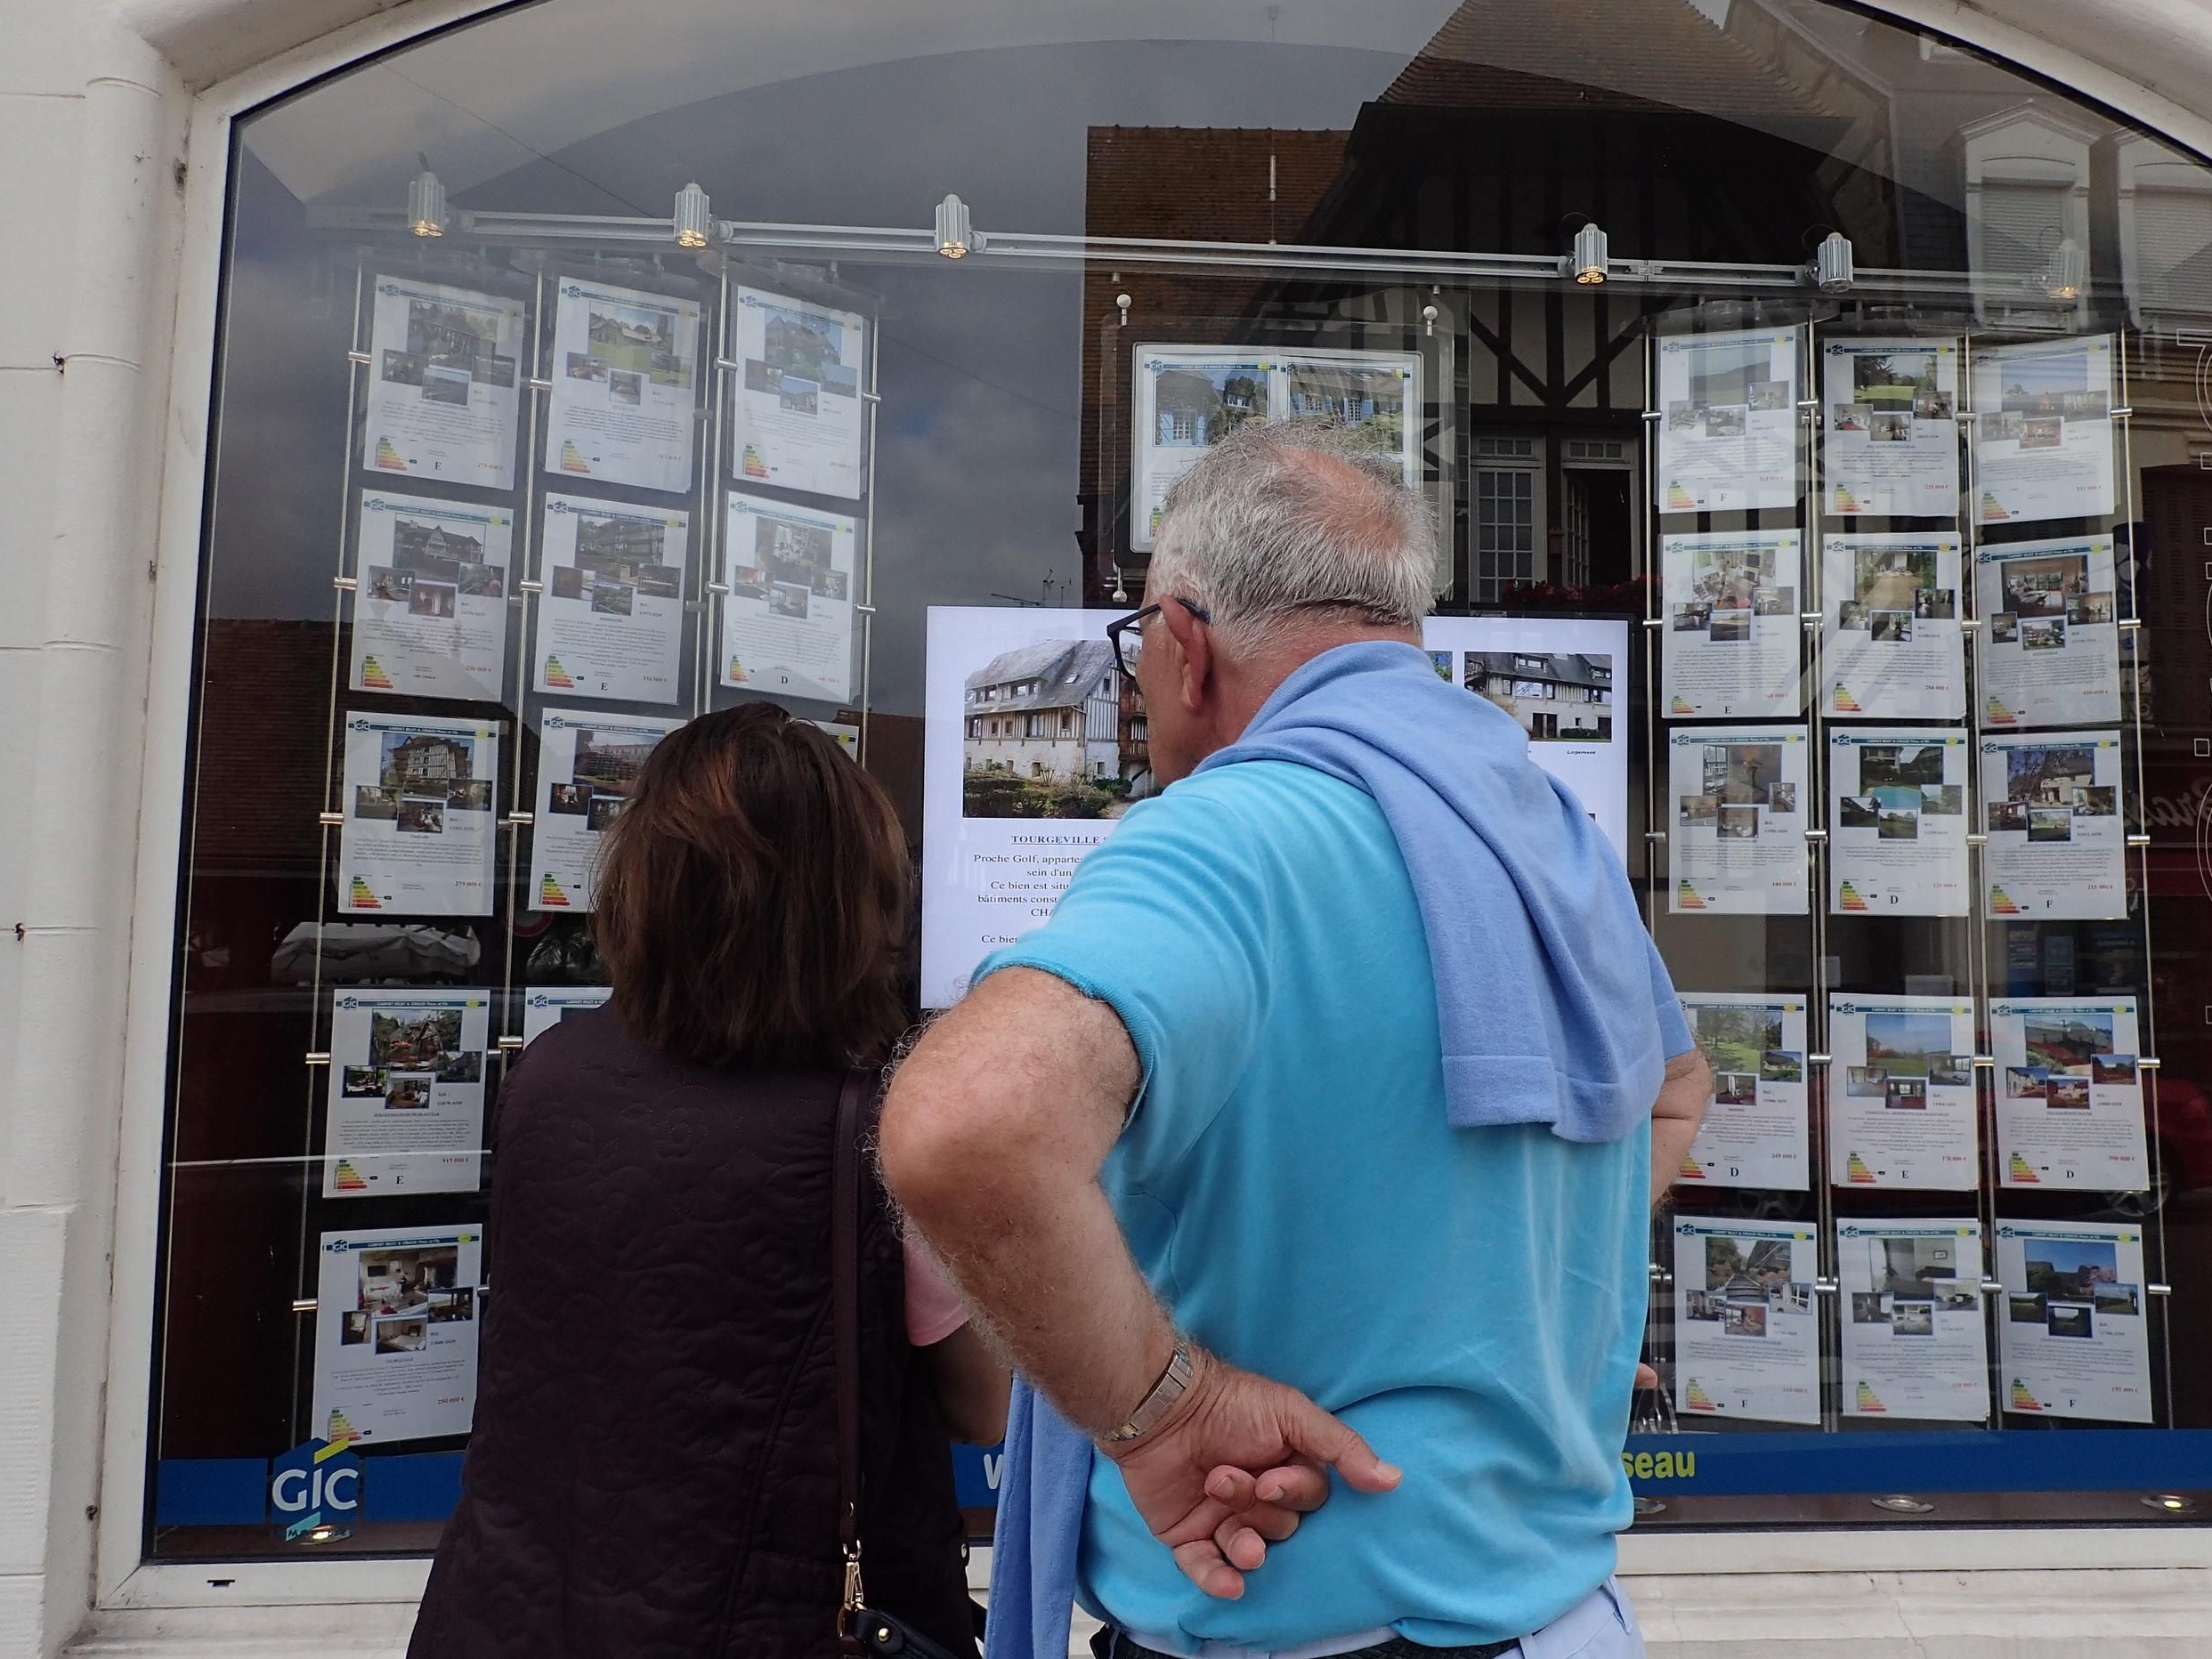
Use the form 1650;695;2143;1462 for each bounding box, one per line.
1106;597;1211;677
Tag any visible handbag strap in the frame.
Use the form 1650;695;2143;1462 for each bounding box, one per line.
831;1064;874;1650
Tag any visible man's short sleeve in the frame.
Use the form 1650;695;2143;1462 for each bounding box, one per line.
972;779;1272;1173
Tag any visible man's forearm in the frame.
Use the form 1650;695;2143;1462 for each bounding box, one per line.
880;970;1175;1436
912;1153;1175;1435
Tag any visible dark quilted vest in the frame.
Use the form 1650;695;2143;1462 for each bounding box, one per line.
409;1009;975;1659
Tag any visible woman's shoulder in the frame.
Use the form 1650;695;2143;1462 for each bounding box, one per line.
501;1003;630;1081
507;1016;854;1110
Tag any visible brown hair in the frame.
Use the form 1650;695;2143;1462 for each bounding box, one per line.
590;703;911;1069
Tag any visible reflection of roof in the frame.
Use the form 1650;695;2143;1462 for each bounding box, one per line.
1378;0;1836;119
966;639;1114;713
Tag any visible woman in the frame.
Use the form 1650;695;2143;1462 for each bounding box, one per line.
412;705;1007;1658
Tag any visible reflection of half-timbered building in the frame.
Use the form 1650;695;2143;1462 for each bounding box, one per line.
1082;0;1989;603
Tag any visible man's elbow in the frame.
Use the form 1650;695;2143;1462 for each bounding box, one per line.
1673;1047;1713;1093
1656;1048;1713;1124
879;1061;996;1226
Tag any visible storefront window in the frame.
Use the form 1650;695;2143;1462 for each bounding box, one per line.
155;0;2212;1559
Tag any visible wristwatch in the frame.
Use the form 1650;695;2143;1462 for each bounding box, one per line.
1103;1339;1195;1444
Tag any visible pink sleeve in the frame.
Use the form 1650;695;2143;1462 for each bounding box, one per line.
902;1236;970;1347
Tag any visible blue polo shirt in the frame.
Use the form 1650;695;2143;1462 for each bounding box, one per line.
976;760;1654;1654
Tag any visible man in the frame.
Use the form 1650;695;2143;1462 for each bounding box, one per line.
882;423;1709;1659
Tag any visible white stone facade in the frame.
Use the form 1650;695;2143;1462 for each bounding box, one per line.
5;3;2212;1656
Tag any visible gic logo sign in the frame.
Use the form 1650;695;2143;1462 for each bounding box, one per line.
271;1438;361;1542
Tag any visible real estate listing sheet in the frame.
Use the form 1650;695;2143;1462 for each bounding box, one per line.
349;492;514;703
720;490;859;703
1995;1218;2152;1423
1667;724;1810;915
1820;337;1961;519
1674;992;1810;1190
728;286;868;499
1423;614;1630;863
1837;1218;1990;1421
1130;346;1421;549
1979;731;2127;919
1819;531;1965;720
1991;997;2150;1191
1826;993;1981;1189
533;495;690;705
1673;1217;1820;1426
1973;534;2120;728
1827;727;1971;916
1973;335;2118;526
1662;530;1804;718
529;708;685;911
312;1224;485;1448
321;989;491;1199
544;278;701;494
361;273;525;490
521;984;612;1046
336;711;500;916
812;719;859;757
1655;327;1803;514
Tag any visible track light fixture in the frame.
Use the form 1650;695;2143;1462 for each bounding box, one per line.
2044;236;2086;301
935;192;981;259
673;182;712;249
407;155;446;238
1568;222;1608;285
1814;231;1854;293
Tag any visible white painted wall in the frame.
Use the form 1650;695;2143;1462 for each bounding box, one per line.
2;14;93;1658
2;1;195;1643
2;2;2212;1656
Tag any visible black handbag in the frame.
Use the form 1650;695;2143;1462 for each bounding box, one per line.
831;1067;982;1659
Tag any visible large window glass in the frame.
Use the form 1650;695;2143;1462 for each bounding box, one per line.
156;0;2212;1559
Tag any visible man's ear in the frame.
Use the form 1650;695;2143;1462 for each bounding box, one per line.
1157;598;1211;713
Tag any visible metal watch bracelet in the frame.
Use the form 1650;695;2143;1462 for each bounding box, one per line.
1103;1339;1195;1444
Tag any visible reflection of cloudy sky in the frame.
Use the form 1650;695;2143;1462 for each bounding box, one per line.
213;38;1413;715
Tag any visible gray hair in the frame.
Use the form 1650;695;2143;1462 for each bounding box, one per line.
1147;420;1437;651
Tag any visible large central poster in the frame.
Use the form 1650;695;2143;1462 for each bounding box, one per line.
920;608;1135;1008
920;608;1632;1008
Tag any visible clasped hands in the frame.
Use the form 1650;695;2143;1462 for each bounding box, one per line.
1096;1347;1663;1598
1096;1346;1401;1599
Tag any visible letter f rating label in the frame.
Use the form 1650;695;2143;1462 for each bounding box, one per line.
271;1438;361;1542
